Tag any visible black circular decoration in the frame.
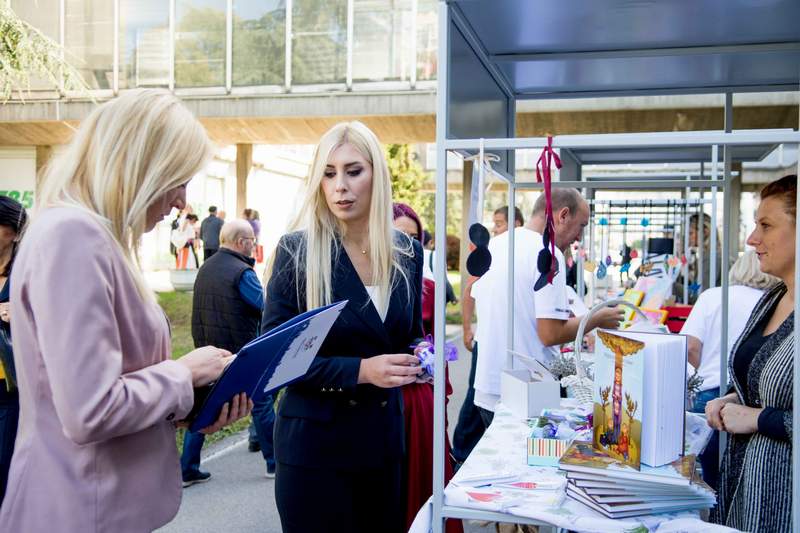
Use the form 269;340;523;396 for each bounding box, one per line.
468;223;490;247
466;222;492;277
466;246;492;277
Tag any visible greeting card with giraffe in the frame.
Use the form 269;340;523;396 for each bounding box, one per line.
593;330;645;470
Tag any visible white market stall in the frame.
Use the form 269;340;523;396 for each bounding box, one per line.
430;2;800;532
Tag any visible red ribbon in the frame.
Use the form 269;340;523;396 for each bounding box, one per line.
536;136;563;284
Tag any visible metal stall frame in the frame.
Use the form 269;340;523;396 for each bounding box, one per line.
432;3;800;532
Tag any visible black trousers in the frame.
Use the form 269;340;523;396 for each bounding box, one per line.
275;461;403;533
0;381;19;507
203;248;217;262
451;342;486;463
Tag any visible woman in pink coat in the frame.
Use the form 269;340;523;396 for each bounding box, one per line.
0;89;252;532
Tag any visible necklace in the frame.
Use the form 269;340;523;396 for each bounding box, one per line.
361;249;367;254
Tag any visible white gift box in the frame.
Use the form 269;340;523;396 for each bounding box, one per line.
500;369;561;419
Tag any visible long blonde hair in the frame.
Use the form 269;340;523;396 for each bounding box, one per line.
275;121;410;313
36;89;213;302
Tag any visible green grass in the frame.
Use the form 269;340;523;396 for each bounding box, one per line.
157;291;252;449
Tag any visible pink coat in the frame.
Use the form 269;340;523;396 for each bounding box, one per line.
0;207;194;532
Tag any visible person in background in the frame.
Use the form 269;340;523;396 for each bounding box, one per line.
0;89;251;532
218;210;227;221
492;204;524;237
472;191;623;428
453;205;523;463
182;220;265;486
173;212;200;269
0;196;27;506
263;121;423;533
709;175;797;531
392;203;461;533
681;250;778;490
199;205;224;261
243;208;262;243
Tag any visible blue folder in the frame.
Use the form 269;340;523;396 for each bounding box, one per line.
188;300;347;432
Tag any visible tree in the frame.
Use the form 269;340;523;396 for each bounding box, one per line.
0;4;88;101
386;143;430;226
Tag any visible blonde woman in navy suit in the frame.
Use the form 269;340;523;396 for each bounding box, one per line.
262;121;424;533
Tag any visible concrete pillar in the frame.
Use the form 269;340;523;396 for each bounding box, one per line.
35;145;53;191
729;162;743;257
236;143;252;218
460;159;474;291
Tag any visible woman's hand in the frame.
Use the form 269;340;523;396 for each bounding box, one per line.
0;302;10;323
358;354;422;388
198;392;253;435
178;346;235;387
706;393;740;431
720;403;762;434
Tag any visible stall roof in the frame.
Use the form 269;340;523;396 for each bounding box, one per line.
449;0;800;99
564;143;777;165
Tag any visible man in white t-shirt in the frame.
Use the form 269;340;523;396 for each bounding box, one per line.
471;189;624;426
679;250;777;490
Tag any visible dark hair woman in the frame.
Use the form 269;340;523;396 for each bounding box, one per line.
392;202;461;533
708;174;797;531
0;195;28;505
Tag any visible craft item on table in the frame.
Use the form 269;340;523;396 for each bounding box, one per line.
684;411;713;457
638;307;668;325
593;330;687;469
466;223;492;277
620;289;644;322
501;351;561;419
558;441;715;519
412;335;458;381
533;136;562;291
528;409;593;467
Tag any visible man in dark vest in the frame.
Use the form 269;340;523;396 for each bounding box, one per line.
180;219;264;486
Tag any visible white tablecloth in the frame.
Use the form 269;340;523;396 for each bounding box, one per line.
416;402;737;533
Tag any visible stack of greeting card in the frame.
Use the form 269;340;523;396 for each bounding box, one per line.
558;442;715;519
557;329;715;518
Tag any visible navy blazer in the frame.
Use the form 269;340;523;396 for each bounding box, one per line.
262;230;424;470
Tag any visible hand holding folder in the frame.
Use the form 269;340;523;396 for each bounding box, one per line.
186;300;348;432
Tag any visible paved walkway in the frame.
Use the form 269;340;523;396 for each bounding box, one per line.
159;326;493;533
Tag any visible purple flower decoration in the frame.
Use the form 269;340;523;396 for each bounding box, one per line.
412;335;458;377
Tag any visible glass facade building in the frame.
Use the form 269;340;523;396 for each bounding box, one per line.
10;0;437;97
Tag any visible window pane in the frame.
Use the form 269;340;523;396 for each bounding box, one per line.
175;0;226;88
232;0;285;87
416;0;437;81
120;1;170;89
65;0;114;90
352;0;412;83
292;0;347;85
10;0;60;90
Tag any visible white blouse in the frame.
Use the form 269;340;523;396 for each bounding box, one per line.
364;285;388;322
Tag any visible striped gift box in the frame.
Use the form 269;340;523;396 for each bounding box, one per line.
527;434;572;467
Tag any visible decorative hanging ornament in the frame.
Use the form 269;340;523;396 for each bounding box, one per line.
599;217;609;226
533;136;562;291
630;249;639;259
597;261;608;280
584;260;597;273
641;218;650;227
667;256;680;268
681;255;688;266
620;263;631;274
605;255;613;266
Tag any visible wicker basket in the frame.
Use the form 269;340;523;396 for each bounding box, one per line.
561;298;649;406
